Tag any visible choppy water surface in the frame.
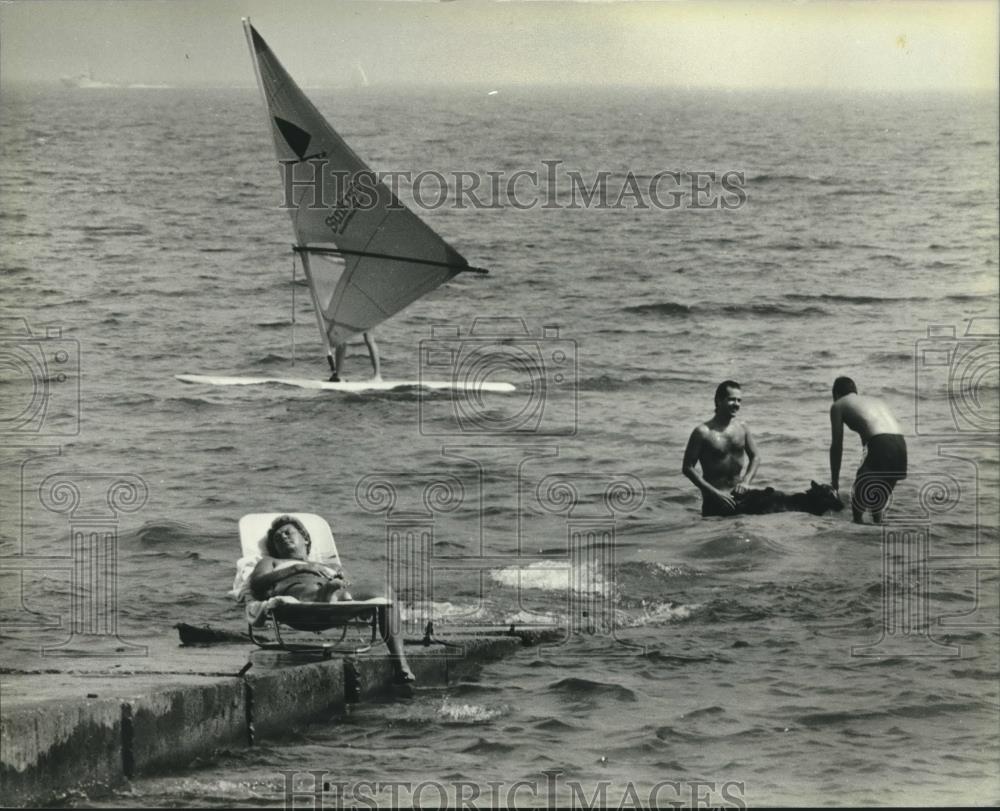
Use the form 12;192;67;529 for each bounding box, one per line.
1;83;998;806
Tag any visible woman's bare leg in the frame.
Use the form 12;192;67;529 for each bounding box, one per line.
350;579;413;682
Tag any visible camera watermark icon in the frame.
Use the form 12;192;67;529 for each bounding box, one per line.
871;316;1000;658
0;317;81;436
418;318;578;436
915;318;999;435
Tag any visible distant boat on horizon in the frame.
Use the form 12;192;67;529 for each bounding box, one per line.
59;68;118;89
59;69;172;90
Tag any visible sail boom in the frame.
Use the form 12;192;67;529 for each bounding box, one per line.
293;245;489;274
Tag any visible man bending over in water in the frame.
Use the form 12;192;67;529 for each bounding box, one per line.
829;376;907;524
249;515;414;684
683;380;761;517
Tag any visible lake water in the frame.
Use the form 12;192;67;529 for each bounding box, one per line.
1;82;998;806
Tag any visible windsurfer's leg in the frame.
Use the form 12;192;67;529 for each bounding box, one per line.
330;343;346;382
364;332;381;380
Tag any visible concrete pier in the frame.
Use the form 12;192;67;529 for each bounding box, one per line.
0;629;556;806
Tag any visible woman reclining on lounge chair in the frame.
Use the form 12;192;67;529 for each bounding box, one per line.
249;515;414;685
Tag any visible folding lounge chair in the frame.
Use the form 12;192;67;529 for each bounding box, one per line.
233;512;391;653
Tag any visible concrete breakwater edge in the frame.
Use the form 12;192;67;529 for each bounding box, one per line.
1;628;560;806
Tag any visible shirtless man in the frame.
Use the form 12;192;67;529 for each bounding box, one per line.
829;376;907;524
682;380;761;517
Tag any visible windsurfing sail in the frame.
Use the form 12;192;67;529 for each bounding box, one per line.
242;19;483;362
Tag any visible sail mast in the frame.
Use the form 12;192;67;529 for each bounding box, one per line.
298;251;338;374
242;18;332;367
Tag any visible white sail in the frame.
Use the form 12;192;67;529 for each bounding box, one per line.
242;20;478;348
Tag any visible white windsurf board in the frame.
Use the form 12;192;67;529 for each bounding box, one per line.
175;374;515;394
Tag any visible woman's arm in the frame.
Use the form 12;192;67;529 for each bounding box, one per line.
249;557;346;600
249;557;306;600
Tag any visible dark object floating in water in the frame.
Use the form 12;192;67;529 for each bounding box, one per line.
734;481;844;516
175;622;249;645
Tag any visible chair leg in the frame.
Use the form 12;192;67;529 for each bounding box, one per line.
248;622;265;648
271;613;286;648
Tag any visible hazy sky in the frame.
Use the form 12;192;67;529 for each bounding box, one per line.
0;0;996;90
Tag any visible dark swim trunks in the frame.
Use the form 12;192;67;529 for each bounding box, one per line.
859;434;908;480
270;571;343;602
854;433;907;514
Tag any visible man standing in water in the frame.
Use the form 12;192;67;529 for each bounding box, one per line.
829;376;907;524
683;380;761;516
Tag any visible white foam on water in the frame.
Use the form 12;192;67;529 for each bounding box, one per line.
488;560;611;596
620;600;700;627
437;698;505;723
505;607;563;625
401;600;494;623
